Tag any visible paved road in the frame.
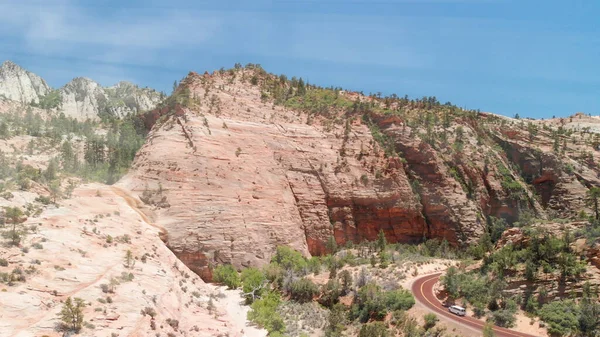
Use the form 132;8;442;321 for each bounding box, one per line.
412;273;540;337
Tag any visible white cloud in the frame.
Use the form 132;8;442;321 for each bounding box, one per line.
0;0;221;85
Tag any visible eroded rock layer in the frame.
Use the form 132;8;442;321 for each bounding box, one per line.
120;69;600;279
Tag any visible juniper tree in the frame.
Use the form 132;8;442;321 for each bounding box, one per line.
4;206;24;246
124;250;135;269
59;297;85;332
586;187;600;220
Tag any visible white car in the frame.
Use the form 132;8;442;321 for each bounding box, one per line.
449;305;466;316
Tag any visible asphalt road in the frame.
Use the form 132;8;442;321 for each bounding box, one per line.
411;273;540;337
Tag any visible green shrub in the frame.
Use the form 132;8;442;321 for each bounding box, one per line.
241;267;266;302
264;262;284;286
353;283;387;322
489;308;516;328
483;322;496;337
538;300;580;337
423;313;438;330
271;246;307;274
319;279;341;307
289;278;318;303
212;264;240;289
385;288;415;311
247;291;285;334
359;321;389;337
325;303;346;337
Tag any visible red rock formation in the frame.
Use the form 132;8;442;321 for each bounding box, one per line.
119;68;600;278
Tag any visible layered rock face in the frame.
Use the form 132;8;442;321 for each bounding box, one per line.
0;61;50;104
116;71;462;278
120;68;600;279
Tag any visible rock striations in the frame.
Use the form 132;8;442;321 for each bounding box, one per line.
119;67;600;280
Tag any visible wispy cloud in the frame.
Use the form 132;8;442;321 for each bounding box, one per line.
0;0;221;85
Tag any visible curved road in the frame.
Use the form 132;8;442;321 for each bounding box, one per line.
412;273;540;337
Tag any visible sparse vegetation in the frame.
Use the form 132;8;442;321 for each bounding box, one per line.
58;297;85;333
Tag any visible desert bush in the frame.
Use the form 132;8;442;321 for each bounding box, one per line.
165;318;179;330
359;321;389;337
352;283;387;322
271;246;307;274
212;264;240;289
339;270;352;295
489;307;517;328
141;307;157;318
319;279;341;307
538;300;580;337
423;313;438;330
352;283;415;323
247;291;285;334
289;278;319;303
325;303;346;337
385;288;415;311
241;267;266;303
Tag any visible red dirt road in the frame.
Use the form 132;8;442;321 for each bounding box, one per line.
412;273;540;337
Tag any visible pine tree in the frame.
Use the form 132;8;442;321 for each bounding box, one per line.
579;282;600;336
60;140;77;172
49;180;62;203
586;187;600;220
124;250;135;269
376;230;387;252
44;158;59;181
59;297;85;332
4;206;24;246
326;236;338;254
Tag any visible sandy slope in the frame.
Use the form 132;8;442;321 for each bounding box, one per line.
0;183;266;337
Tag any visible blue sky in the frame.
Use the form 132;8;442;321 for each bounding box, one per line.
0;0;598;118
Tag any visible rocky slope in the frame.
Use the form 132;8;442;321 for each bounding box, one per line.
0;60;163;120
117;66;600;280
0;183;265;337
0;61;51;105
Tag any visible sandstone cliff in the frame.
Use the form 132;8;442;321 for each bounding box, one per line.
119;66;600;279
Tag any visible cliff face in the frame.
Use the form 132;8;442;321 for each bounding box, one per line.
0;61;50;104
120;68;600;279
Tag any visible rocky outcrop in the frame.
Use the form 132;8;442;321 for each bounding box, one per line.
59;77;164;120
117;70;468;279
0;60;163;120
0;61;50;104
60;77;107;120
588;239;600;269
494;134;598;218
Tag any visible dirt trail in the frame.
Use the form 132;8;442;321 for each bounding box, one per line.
111;186;168;241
